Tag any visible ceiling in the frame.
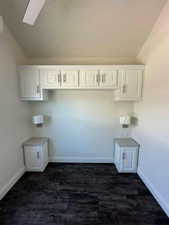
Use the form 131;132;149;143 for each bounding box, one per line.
0;0;167;58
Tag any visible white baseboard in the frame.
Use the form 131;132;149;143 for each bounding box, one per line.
0;167;25;200
49;156;113;163
137;168;169;217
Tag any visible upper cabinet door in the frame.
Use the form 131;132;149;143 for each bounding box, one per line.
19;67;41;99
79;70;99;88
40;69;61;89
114;69;143;101
61;70;79;88
99;70;118;89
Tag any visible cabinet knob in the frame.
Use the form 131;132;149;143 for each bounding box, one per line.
63;74;67;83
37;152;40;159
122;84;127;94
96;74;100;84
102;74;106;83
122;152;126;160
58;73;61;83
36;85;40;94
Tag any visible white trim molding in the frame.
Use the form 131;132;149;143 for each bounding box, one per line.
49;156;113;163
137;168;169;217
0;167;25;200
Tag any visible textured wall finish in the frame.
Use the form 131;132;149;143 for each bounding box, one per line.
0;22;31;197
31;90;133;162
133;0;169;216
0;0;166;58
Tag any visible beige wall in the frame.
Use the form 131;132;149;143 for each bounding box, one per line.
28;57;137;65
132;1;169;216
31;90;133;162
0;22;31;198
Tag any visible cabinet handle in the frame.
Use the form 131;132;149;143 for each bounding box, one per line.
96;74;100;84
102;74;106;83
58;73;61;83
122;152;126;160
63;74;67;83
37;152;40;160
36;85;40;94
122;84;127;93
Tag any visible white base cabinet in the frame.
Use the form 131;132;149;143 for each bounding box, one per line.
23;138;49;172
114;138;139;173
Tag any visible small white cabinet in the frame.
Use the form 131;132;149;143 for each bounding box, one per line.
114;69;143;101
23;138;49;172
19;67;48;101
114;138;139;173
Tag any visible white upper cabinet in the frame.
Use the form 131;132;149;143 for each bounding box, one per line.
79;70;118;89
99;70;118;89
18;65;144;102
60;70;79;88
40;69;61;89
114;69;143;101
40;69;78;89
19;67;47;101
79;70;99;88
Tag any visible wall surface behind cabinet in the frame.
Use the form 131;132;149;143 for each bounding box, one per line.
0;21;31;197
31;90;133;162
132;1;169;216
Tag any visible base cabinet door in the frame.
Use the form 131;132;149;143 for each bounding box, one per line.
79;70;99;88
24;138;49;172
121;148;138;172
61;70;79;88
99;70;118;89
24;146;42;171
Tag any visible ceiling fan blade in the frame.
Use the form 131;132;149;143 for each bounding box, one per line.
23;0;46;25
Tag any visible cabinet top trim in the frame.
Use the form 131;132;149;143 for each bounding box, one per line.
18;65;145;70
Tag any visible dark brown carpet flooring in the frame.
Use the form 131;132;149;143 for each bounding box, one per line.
0;163;169;225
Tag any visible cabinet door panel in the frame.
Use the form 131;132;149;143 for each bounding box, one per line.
40;69;61;88
61;70;78;88
24;146;42;169
114;143;121;165
119;70;142;99
100;70;118;88
42;142;48;164
19;68;40;98
79;70;99;88
122;149;138;171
